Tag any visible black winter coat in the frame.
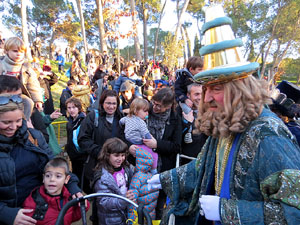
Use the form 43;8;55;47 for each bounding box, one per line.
92;69;106;85
174;68;194;103
31;107;49;143
78;110;125;181
66;112;87;161
177;106;208;165
0;121;53;225
0;120;82;225
152;109;182;172
60;87;73;117
38;72;58;114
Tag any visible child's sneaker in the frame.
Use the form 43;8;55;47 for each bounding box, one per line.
184;132;193;144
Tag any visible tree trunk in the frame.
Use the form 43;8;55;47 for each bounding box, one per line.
76;0;88;63
117;40;120;74
182;25;191;58
142;5;148;62
255;40;267;62
196;17;201;42
260;0;283;76
49;28;57;60
153;0;167;61
129;0;142;61
96;0;107;52
272;40;291;72
174;0;190;41
181;25;187;63
261;40;274;76
21;0;31;60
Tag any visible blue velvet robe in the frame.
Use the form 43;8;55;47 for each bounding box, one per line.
160;109;300;225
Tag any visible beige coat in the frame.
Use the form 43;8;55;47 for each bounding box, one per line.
0;60;43;103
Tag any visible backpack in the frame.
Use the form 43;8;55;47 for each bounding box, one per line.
72;109;99;154
72;125;83;153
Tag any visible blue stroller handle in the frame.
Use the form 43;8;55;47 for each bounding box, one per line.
54;193;152;225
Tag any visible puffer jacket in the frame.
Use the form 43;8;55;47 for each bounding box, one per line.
93;167;133;225
0;120;53;225
0;120;81;225
23;185;89;225
128;148;159;221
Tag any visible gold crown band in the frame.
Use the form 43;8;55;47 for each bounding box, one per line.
195;72;253;86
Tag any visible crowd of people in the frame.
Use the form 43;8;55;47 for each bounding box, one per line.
0;34;199;225
1;4;300;224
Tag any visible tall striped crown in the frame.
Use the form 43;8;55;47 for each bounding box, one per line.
194;4;259;85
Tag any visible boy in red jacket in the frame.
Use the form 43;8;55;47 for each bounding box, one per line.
23;157;89;225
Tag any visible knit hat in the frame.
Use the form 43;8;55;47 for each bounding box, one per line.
194;4;259;85
120;80;135;92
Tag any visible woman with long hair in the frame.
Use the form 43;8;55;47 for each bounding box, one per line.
78;89;126;192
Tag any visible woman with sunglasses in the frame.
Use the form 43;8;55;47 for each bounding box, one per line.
128;87;182;220
77;89;126;193
0;94;82;225
0;94;50;225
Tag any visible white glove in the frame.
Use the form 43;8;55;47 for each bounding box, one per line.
147;174;162;191
199;195;220;221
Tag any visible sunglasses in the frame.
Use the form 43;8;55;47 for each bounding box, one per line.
0;95;23;106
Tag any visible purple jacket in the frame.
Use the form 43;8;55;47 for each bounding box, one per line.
93;166;133;225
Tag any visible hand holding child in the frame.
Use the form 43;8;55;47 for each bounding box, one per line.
123;108;130;114
143;136;157;149
185;98;193;108
183;110;194;123
129;145;138;157
126;189;136;203
14;209;37;225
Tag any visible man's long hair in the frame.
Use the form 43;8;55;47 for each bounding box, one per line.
195;76;271;138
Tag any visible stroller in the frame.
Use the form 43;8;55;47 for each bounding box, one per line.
54;193;153;225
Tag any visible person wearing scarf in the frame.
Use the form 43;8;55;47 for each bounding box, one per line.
129;87;182;220
0;37;43;113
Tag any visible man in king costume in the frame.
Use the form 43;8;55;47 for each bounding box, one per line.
147;4;300;225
